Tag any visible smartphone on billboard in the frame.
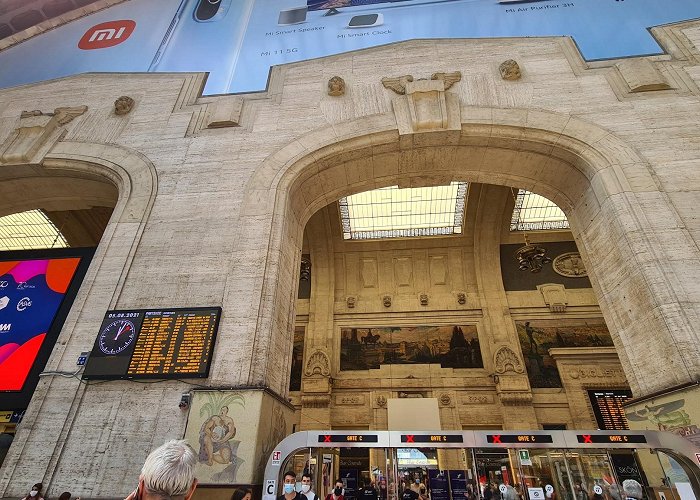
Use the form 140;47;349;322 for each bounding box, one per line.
149;0;255;95
0;0;183;92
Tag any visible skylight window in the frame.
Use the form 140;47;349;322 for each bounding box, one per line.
0;209;68;250
510;189;569;231
339;182;467;240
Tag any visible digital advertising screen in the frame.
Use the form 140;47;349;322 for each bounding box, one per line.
0;0;700;95
0;248;93;410
82;307;221;380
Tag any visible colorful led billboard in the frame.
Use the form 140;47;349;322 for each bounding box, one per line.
0;257;83;391
0;0;700;96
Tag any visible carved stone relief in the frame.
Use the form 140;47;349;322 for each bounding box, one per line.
552;252;587;277
419;293;429;306
382;72;462;135
304;350;331;377
0;106;87;164
499;59;522;81
114;96;135;115
494;346;525;374
568;366;626;380
456;292;466;305
438;392;454;407
382;295;392;308
327;76;346;96
462;394;495;405
346;296;356;309
537;283;568;313
336;394;365;405
376;395;388;408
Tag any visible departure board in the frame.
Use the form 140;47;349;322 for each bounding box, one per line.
588;390;632;430
82;307;221;380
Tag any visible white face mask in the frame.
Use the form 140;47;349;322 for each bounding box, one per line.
301;485;311;493
30;492;38;497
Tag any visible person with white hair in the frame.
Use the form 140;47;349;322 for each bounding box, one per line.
125;440;199;500
622;480;643;500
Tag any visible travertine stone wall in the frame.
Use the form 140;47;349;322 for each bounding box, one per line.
0;26;699;496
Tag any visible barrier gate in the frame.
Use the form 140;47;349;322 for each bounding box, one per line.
263;430;700;500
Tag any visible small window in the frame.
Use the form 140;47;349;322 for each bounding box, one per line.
510;189;569;231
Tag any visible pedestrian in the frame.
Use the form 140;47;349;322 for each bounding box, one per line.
326;479;345;500
301;473;319;500
279;471;303;500
622;480;643;500
21;484;44;500
402;482;419;500
232;488;252;500
124;440;198;500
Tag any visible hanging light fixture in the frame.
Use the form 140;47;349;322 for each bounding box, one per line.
510;187;552;273
515;233;551;273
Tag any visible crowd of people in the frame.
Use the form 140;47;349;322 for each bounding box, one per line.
20;441;649;500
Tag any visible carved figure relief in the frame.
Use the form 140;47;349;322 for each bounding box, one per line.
0;106;87;164
552;252;588;277
494;346;525;374
499;59;522;81
327;76;346;96
382;295;392;308
456;292;466;305
439;393;452;407
304;350;331;377
114;96;135;115
419;293;429;306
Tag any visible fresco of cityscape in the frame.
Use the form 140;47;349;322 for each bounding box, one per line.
340;325;483;371
516;319;613;388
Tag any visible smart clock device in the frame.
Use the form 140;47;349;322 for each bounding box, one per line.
348;13;383;27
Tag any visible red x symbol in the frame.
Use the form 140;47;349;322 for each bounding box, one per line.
492;435;502;444
582;435;592;444
406;435;415;443
323;435;332;443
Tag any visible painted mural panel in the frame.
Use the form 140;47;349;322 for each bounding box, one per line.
184;390;261;485
625;387;700;448
340;325;483;371
516;319;613;388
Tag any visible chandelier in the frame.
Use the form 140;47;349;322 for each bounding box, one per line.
515;233;551;273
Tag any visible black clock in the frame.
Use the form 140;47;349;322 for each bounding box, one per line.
98;319;137;355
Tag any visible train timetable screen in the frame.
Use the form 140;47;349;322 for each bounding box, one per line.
82;307;221;380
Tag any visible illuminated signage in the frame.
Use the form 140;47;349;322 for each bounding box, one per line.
577;434;647;444
401;434;464;443
83;307;221;380
487;434;553;444
588;390;632;430
318;434;378;443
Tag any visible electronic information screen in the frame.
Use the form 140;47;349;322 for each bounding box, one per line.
588;390;632;430
577;434;647;444
318;434;379;443
486;434;553;444
83;307;221;380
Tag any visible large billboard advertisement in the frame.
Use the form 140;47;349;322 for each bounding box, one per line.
1;0;700;96
0;249;93;411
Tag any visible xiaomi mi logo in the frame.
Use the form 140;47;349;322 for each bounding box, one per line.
78;20;135;50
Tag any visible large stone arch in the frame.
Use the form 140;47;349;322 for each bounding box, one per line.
0;141;158;495
227;107;699;400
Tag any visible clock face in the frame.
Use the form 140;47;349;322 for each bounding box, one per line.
98;319;136;355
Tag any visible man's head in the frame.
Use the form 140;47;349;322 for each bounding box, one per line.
220;406;229;415
140;440;198;500
622;480;643;500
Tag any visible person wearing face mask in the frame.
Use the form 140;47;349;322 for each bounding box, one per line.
301;473;319;500
22;484;44;500
325;479;345;500
279;471;303;500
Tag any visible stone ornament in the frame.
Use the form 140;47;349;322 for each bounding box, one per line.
0;106;87;164
327;76;346;96
552;252;587;277
382;295;392;307
439;393;452;407
300;257;312;281
304;350;330;377
376;395;387;408
494;346;525;374
499;59;522;81
346;296;356;309
419;293;429;306
456;292;466;305
537;283;568;313
114;96;135;115
381;72;461;95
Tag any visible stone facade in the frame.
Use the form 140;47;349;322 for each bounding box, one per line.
0;21;700;498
